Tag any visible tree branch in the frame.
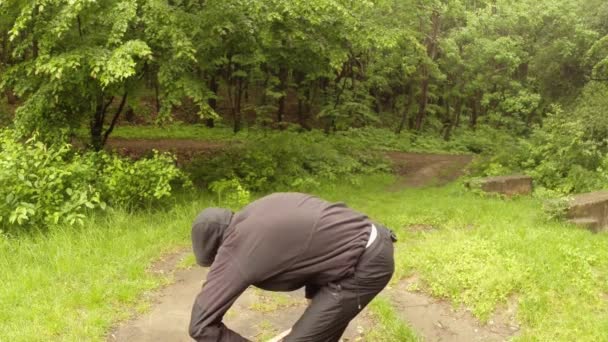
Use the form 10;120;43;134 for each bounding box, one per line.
100;96;114;123
77;15;83;38
102;92;127;146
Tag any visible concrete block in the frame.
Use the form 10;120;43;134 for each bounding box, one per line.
477;175;533;196
566;191;608;233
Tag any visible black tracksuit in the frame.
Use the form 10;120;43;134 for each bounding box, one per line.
189;193;395;341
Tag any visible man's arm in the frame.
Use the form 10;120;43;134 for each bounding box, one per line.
189;249;250;341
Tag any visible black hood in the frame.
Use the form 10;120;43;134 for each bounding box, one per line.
191;208;233;267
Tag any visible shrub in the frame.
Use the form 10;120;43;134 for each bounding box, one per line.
186;130;390;193
93;152;192;209
0;130;190;232
468;89;608;195
209;179;251;208
0;131;102;230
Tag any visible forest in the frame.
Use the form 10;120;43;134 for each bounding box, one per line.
1;0;608;341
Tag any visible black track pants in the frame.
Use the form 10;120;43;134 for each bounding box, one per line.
284;226;395;342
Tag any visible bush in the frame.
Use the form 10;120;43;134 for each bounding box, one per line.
209;179;251;208
0;131;190;232
92;152;191;208
186;130;390;193
0;131;102;230
468;88;608;195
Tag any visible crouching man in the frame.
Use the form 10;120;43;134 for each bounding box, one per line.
189;192;396;341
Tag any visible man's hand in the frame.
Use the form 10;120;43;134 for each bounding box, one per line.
267;328;291;342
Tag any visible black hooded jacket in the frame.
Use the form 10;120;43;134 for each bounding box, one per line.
189;193;371;341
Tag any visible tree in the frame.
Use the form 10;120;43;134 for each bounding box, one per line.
0;0;209;149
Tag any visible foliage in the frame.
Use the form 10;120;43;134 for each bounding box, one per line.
209;178;251;208
0;131;102;230
0;130;189;231
541;195;572;221
93;151;191;209
0;0;207;148
2;0;608;144
471;83;608;195
186;130;390;193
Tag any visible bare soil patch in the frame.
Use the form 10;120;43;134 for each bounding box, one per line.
386;277;519;342
105;138;226;162
109;252;518;342
108;251;369;342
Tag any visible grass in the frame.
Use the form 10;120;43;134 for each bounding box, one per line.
2;174;607;341
176;253;197;270
255;320;279;341
249;288;303;313
316;175;608;341
365;297;421;341
0;195;214;342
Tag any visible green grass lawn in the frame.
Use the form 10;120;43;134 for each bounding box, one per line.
0;197;214;341
1;175;607;341
319;176;608;341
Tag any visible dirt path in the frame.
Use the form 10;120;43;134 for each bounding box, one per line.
109;253;516;342
106;142;497;341
109;252;369;342
105;138;226;162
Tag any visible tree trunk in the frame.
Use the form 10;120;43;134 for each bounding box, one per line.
442;98;452;141
276;65;288;123
396;85;414;134
125;106;135;123
154;78;161;114
414;9;441;132
3;31;17;106
326;73;348;134
297;98;305;128
224;57;242;133
206;76;219;128
233;78;243;133
261;69;270;106
470;97;479;129
414;75;429;131
102;92;127;146
91;94;111;151
370;88;381;114
0;30;8;66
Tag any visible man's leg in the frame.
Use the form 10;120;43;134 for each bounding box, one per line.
285;227;395;342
